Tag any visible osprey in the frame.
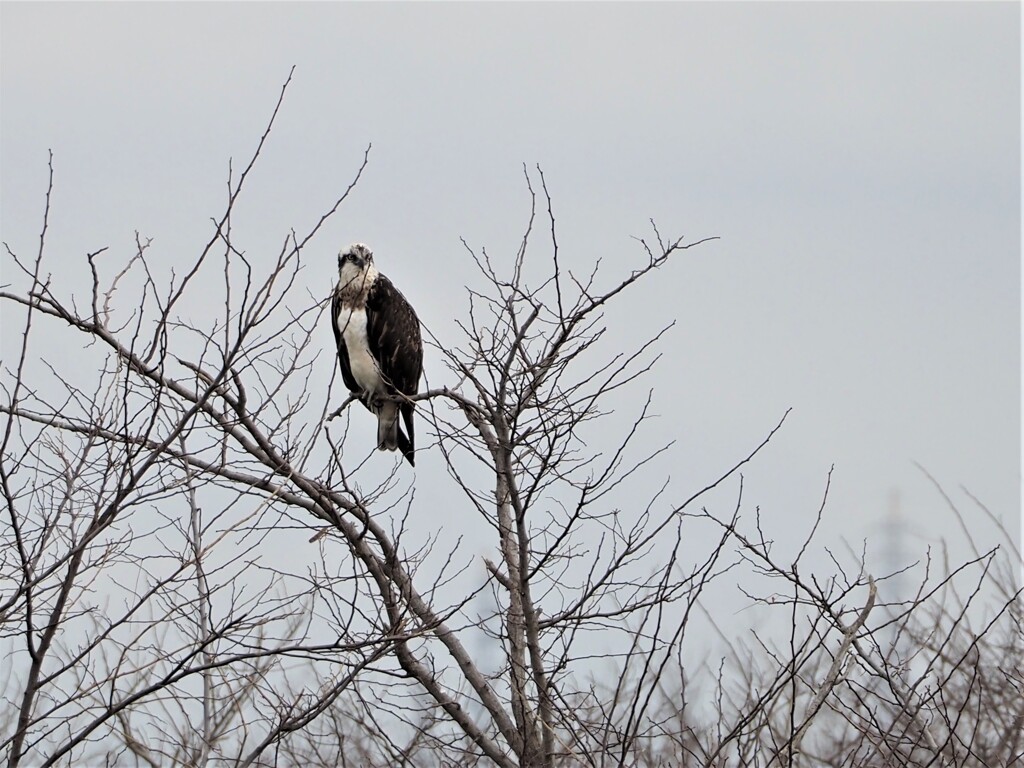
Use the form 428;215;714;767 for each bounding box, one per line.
331;243;423;466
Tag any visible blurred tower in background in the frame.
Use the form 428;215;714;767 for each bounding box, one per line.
879;488;909;657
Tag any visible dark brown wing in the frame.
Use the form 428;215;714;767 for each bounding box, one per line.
366;274;423;465
365;275;422;397
331;289;360;396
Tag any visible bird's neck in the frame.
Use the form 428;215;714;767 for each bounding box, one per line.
336;265;379;305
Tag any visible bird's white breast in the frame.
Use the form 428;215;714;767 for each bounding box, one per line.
336;306;383;395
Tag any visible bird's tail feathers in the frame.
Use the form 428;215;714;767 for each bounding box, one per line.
374;400;416;467
398;403;415;467
396;429;414;467
377;402;400;453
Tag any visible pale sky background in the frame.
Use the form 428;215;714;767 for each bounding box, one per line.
1;2;1020;658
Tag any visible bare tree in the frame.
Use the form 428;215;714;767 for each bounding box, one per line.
1;73;399;766
2;72;1019;767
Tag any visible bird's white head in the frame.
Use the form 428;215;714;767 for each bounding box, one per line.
337;242;377;292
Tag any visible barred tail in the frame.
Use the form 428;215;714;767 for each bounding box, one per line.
377;402;400;452
375;401;415;467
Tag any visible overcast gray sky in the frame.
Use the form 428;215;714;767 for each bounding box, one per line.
2;2;1020;628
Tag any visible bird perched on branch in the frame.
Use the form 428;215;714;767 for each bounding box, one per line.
331;243;423;466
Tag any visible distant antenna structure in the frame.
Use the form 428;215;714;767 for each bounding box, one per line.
879;487;910;657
